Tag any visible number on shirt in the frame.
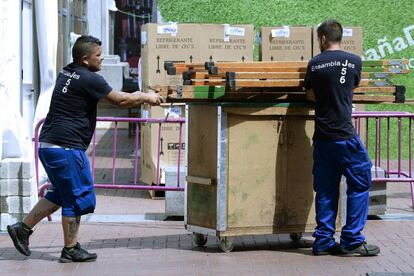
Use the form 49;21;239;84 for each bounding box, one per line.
62;78;71;94
340;66;347;84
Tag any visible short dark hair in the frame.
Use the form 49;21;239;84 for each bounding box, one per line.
72;35;102;62
317;19;343;43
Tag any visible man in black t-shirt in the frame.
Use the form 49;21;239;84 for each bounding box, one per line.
304;20;380;256
7;36;163;262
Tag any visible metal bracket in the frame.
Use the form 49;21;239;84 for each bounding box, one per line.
176;85;183;99
387;60;405;66
395;85;406;103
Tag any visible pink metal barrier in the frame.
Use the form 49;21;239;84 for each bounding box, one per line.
352;111;414;210
34;116;185;199
33;112;414;212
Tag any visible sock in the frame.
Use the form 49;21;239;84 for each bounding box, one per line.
21;222;33;232
64;244;78;250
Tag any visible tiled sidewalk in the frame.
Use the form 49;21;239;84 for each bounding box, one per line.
1;106;413;275
1;220;414;275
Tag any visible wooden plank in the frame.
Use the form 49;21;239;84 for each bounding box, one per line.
233;79;304;88
353;95;396;102
211;61;309;67
233;72;306;79
216;67;308;73
192;72;207;86
353;86;396;93
190;72;307;79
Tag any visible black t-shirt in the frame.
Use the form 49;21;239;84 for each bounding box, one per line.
304;50;362;140
39;63;112;150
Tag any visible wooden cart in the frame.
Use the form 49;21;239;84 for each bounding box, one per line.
184;103;341;252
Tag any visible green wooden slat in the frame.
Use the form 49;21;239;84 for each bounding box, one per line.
193;91;225;99
193;85;225;93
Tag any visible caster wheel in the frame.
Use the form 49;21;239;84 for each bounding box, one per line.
289;232;302;242
219;237;234;253
193;233;208;247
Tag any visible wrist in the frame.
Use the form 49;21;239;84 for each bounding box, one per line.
138;92;148;103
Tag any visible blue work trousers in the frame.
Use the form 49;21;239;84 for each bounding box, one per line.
312;136;372;251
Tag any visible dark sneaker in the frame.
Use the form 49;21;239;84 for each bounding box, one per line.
313;242;344;256
7;222;33;256
59;243;97;263
342;241;380;256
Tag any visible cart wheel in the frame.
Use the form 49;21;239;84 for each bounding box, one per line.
219;237;234;253
193;233;208;247
289;232;302;242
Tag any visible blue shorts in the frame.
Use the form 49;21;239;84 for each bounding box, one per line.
39;147;96;217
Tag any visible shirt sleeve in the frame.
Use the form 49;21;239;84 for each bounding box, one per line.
354;57;362;87
89;73;113;101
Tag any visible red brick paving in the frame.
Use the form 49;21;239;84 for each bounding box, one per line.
1;220;414;275
1;107;413;275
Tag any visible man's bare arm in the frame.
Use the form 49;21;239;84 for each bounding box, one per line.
105;90;164;108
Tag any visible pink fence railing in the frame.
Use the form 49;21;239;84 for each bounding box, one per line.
352;111;414;210
33;112;414;212
34;116;185;199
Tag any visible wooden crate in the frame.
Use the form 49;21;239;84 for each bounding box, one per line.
186;104;342;237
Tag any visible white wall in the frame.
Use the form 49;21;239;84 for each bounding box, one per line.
87;0;114;55
0;0;21;113
87;0;103;39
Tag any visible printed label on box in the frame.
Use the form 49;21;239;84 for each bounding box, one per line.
225;25;246;36
157;24;178;36
272;27;290;38
142;109;149;119
343;28;353;37
164;106;182;118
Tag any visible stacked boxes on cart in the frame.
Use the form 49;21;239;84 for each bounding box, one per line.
139;23;369;189
140;23;255;188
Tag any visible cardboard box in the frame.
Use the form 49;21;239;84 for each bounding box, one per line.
312;27;363;57
200;24;254;62
140;23;255;92
140;23;202;92
260;26;312;61
140;104;186;187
